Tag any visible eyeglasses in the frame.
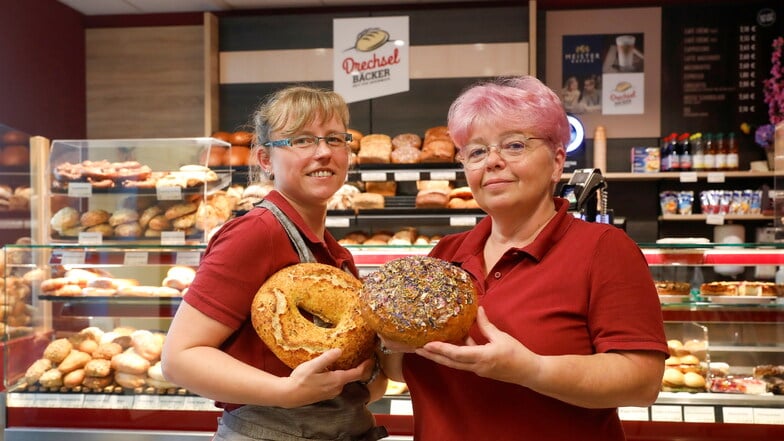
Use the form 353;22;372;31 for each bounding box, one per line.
457;135;545;169
262;132;353;151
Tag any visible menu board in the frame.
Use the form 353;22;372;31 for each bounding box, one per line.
661;2;781;134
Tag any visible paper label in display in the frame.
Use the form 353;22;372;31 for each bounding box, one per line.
176;251;201;266
124;251;149;265
753;407;784;424
67;182;92;197
618;406;649;421
389;399;413;415
683;406;716;423
651;405;683;422
722;407;754;424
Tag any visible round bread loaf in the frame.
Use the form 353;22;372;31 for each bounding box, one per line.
251;263;376;370
360;256;478;347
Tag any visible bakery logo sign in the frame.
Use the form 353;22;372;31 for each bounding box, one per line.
333;16;409;103
601;72;645;115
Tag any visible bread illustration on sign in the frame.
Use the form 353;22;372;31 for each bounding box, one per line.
353;28;389;52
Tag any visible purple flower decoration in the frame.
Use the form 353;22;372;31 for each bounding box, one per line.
762;37;783;126
756;123;775;148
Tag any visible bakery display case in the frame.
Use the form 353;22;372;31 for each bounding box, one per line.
43;137;233;246
2;243;218;441
0;123;33;247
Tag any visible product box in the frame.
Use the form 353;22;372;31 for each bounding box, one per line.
631;147;660;173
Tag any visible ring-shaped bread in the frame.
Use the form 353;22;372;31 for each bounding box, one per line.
360;256;478;347
251;263;376;370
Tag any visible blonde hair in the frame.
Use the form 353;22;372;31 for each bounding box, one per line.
248;85;350;183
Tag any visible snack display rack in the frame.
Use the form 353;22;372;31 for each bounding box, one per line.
2;140;784;440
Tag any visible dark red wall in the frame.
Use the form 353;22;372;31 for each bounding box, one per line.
0;0;85;139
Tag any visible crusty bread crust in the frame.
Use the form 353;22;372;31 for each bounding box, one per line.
251;263;376;370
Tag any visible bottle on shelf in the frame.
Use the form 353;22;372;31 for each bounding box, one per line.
715;132;728;171
593;125;607;172
671;134;683;172
726;131;739;171
703;133;716;171
660;133;674;172
690;132;704;171
677;132;692;171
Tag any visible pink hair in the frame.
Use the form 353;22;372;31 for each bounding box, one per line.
447;76;570;153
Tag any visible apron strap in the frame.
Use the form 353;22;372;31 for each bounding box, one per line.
257;199;316;264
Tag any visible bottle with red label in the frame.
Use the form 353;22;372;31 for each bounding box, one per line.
678;132;692;171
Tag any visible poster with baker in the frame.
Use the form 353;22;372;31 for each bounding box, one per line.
333;16;409;104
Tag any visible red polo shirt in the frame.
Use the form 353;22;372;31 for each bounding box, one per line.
184;190;357;409
403;197;668;440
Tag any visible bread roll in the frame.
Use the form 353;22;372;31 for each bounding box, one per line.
43;338;73;363
390;146;421;164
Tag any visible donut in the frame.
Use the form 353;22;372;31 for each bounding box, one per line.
359;256;478;347
251;263;376;370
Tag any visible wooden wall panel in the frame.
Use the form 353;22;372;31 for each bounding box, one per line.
86;26;204;139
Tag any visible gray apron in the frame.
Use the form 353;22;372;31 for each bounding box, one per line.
213;199;387;441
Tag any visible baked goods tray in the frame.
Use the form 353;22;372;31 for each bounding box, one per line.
50;172;232;196
355;163;461;170
38;295;183;303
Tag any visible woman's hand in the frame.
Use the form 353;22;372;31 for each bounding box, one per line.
414;306;538;384
283;348;374;408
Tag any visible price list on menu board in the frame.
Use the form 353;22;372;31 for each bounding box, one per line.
661;3;780;134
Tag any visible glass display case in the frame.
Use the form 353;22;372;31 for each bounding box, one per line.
0;123;33;247
2;242;783;440
43;138;232;246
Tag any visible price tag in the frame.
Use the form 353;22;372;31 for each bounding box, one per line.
83;394;111;408
679;172;698;182
651;405;683;422
161;231;186;245
326;217;351;228
134;394;160;410
618;406;649;421
188;396;217;411
176;251;201;266
360;172;388;182
705;214;725;225
159;395;183;410
124;251;149;265
449;216;477;226
393;171;420;181
60;251;86;265
78;231;103;245
156;186;183;201
429;171;457;181
753;407;784;424
683;406;716;423
58;393;85;408
389;399;413;415
706;172;726;183
67;182;92;198
723;407;754;424
35;394;62;408
106;395;134;410
7;392;37;407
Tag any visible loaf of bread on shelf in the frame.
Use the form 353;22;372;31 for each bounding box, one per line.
365;181;397;196
392;133;422;150
415;189;449;208
351;192;385;209
357;134;392;164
